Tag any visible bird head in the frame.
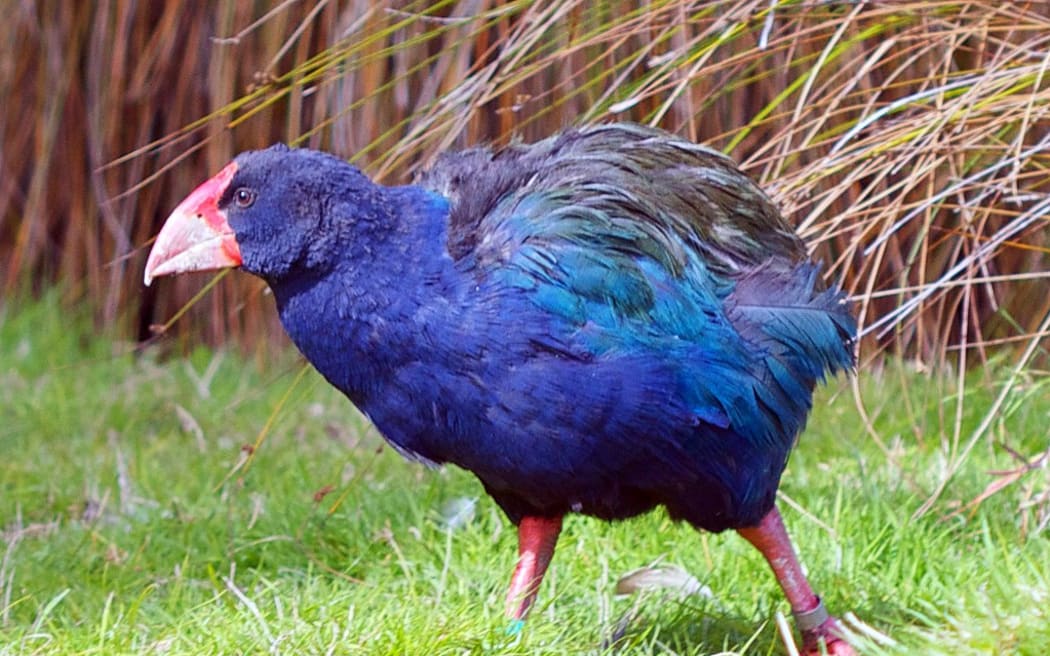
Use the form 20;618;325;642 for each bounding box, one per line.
144;145;377;286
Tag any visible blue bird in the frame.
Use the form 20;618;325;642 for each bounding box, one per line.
145;124;857;654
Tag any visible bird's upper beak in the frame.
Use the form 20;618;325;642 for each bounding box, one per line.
144;161;243;286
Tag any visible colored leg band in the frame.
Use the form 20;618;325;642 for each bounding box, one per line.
793;596;830;633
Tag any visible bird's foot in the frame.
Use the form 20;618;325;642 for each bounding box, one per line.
799;615;855;656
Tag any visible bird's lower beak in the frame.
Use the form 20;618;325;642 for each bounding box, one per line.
144;162;243;286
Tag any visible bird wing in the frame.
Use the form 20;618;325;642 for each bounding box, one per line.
418;123;807;275
422;124;855;446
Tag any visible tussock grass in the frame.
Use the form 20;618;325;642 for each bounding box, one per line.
4;1;1046;361
3;296;1049;654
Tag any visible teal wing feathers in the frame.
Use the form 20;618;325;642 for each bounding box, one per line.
419;123;855;447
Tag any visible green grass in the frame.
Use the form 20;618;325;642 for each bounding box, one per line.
2;296;1048;655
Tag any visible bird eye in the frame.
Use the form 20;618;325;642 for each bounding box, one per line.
233;187;256;208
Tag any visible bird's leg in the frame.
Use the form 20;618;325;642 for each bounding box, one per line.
505;515;563;621
737;506;855;656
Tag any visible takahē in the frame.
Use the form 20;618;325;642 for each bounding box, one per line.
145;123;857;654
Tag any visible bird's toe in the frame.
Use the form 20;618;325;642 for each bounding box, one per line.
801;616;856;656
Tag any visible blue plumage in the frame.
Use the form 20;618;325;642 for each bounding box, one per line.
208;125;855;531
145;123;859;653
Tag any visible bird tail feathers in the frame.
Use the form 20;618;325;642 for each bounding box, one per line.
721;261;856;442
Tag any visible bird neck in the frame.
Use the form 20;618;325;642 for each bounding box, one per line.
268;185;459;403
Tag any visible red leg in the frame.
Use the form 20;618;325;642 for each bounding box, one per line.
505;515;563;620
737;506;855;656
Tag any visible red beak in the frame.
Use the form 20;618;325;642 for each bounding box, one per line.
144;162;243;286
